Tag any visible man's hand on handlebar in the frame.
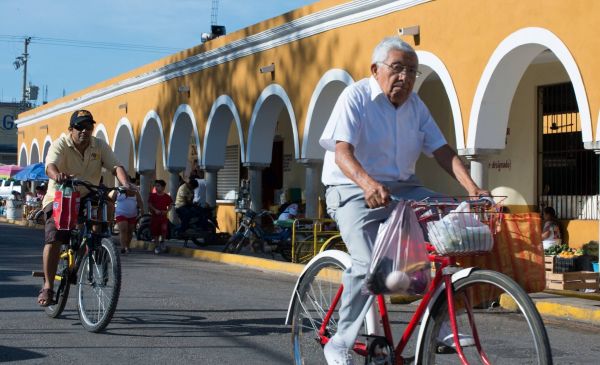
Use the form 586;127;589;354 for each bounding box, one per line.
53;172;72;184
121;182;138;192
469;187;491;198
364;183;390;209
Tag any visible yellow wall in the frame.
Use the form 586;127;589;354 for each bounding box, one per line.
562;220;599;249
15;0;600;239
19;0;600;147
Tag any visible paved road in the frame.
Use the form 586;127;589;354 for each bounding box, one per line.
1;222;599;364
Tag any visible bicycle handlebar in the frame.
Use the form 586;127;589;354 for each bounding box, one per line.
64;179;129;195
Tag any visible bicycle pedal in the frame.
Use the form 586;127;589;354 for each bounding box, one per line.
32;271;44;277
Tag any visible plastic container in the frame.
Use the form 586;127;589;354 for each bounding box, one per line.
593;262;599;273
5;199;23;220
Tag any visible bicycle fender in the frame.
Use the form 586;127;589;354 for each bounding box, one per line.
284;250;352;326
414;266;478;362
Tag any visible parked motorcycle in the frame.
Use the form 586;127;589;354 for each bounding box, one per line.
222;208;293;261
136;205;229;247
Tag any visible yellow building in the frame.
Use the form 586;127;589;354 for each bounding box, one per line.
15;0;600;245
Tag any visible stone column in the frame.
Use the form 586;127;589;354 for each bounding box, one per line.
465;155;489;190
203;166;220;208
168;169;183;201
299;159;322;218
244;163;268;211
138;170;154;213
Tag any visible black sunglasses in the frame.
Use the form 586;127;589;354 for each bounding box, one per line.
72;123;94;131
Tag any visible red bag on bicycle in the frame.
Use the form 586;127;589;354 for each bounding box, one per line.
52;183;80;230
363;200;431;295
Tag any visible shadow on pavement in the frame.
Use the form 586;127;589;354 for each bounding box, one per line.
0;345;45;362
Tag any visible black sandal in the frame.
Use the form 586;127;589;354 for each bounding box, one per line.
37;288;56;307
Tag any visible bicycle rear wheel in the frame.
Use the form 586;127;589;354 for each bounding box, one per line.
290;254;366;365
45;244;71;318
418;269;552;365
76;237;121;332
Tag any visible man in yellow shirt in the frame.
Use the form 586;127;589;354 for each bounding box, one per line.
174;178;198;233
38;110;134;306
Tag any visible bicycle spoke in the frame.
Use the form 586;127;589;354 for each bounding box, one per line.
291;254;364;365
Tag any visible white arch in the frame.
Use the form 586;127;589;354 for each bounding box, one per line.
93;123;109;142
167;104;201;170
414;51;465;151
137;110;167;171
302;69;354;160
42;135;53;163
29;138;40;164
246;84;299;164
467;27;592;150
112;117;137;172
597;110;600;143
203;95;246;167
18;143;28;166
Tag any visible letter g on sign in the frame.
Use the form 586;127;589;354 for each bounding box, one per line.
2;114;15;130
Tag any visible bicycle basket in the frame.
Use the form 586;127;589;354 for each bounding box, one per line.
417;198;504;256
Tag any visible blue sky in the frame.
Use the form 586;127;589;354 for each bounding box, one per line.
0;0;315;104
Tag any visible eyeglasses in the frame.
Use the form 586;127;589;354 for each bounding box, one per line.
72;124;94;131
379;62;421;78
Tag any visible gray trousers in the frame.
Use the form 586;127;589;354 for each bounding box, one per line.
325;177;439;348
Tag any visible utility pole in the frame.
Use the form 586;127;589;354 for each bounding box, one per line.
13;37;31;106
21;37;31;105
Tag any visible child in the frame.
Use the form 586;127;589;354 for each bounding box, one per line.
110;182;143;254
148;179;172;254
542;206;562;250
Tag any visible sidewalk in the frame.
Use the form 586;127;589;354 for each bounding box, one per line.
4;216;600;327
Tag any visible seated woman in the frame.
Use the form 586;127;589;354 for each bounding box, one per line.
542;206;562;250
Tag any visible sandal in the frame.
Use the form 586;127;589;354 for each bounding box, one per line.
37;288;56;307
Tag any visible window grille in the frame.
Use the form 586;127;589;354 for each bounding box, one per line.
537;82;599;219
217;145;240;200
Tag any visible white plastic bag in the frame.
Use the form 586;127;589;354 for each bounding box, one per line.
363;201;431;295
427;201;492;254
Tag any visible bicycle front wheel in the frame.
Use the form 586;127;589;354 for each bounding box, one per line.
45;244;71;318
76;237;121;332
222;232;244;253
419;269;552;365
290;254;366;365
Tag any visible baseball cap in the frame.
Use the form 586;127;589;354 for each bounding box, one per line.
69;109;96;127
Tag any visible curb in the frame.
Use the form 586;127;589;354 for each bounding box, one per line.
536;301;600;324
129;239;306;277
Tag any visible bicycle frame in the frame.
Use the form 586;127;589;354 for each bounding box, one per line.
54;182;118;283
310;252;488;365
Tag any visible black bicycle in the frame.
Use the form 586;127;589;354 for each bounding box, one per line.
34;179;124;332
222;208;293;261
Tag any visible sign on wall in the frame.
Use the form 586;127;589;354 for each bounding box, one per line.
0;106;18;147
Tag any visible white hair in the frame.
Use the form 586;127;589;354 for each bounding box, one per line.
371;37;417;64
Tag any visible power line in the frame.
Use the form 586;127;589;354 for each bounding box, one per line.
0;35;183;54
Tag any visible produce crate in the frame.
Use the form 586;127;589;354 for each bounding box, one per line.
545;271;599;291
544;255;575;273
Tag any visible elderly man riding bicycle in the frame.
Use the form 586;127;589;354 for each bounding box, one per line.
319;37;488;364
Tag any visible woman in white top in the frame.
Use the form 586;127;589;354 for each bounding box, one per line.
111;186;143;254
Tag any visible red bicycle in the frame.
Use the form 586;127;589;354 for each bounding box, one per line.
286;197;552;364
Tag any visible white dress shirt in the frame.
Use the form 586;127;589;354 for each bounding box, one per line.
320;77;447;186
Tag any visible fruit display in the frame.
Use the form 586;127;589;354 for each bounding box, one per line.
544;244;584;257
